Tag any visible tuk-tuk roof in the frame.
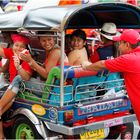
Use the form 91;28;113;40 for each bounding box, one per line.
0;2;140;31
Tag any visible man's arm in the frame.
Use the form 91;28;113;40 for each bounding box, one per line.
82;60;106;71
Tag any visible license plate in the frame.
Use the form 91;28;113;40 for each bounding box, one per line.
80;128;105;139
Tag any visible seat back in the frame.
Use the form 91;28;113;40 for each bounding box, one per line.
43;66;122;105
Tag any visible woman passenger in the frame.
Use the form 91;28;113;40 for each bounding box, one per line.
21;31;69;79
16;31;69;97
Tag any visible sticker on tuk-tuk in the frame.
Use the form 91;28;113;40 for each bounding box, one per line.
48;107;58;120
32;104;46;116
104;117;123;128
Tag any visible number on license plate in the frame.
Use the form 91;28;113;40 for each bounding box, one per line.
80;128;105;139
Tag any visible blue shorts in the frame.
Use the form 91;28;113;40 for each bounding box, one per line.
8;75;22;94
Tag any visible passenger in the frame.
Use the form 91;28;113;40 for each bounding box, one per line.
0;31;15;73
90;22;119;63
0;34;32;139
19;31;69;95
68;29;89;65
65;33;72;55
21;31;69;79
81;29;140;125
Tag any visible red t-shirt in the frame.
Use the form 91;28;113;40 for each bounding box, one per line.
90;41;114;63
3;48;33;83
105;46;140;124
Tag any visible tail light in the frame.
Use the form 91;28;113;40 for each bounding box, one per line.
73;119;86;126
87;116;96;123
17;5;23;11
64;110;74;122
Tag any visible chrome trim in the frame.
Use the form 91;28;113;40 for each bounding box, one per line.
11;107;48;138
60;30;65;107
44;114;136;135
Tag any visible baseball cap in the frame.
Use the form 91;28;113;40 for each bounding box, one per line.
11;34;30;45
113;29;140;44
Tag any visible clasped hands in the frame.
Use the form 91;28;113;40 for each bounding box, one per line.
13;50;32;70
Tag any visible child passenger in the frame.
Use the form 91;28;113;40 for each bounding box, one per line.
68;29;89;65
0;34;32;139
65;34;72;55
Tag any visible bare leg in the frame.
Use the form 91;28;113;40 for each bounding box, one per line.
0;89;16;138
0;89;16;115
0;121;4;139
2;101;13;115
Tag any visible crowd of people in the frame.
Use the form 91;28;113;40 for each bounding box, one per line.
0;22;140;138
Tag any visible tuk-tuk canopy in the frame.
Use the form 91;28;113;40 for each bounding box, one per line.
0;2;140;31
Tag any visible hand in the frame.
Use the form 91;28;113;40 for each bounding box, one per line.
19;52;32;63
13;55;20;69
19;49;29;60
81;61;92;70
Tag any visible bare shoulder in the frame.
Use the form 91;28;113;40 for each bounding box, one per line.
50;48;60;54
68;49;79;55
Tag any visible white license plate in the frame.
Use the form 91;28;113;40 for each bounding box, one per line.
80;128;105;139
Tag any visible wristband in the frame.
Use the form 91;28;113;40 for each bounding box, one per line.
81;64;87;70
28;61;36;71
16;65;22;71
28;61;33;66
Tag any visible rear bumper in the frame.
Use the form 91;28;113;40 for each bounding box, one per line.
44;114;136;135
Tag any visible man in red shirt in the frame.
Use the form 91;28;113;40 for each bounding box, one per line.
82;29;140;124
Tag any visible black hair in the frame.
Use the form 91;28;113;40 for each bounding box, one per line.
37;31;55;36
71;29;90;58
71;29;86;41
65;34;72;46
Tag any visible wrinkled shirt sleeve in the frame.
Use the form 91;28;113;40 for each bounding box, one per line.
105;54;135;73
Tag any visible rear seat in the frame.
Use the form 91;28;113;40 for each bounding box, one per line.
43;66;123;105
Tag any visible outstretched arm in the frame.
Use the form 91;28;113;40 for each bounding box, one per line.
82;60;106;71
20;52;48;78
20;48;61;79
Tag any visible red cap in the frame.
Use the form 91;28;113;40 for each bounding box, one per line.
113;29;140;45
11;34;30;44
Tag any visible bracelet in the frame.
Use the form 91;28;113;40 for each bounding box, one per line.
28;61;36;71
28;61;33;66
16;65;22;71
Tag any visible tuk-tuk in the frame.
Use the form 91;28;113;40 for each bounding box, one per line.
0;2;140;139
